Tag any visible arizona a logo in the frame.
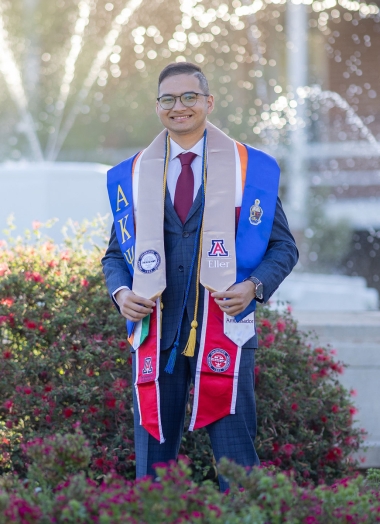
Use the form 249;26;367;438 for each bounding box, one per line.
142;357;153;375
208;239;229;257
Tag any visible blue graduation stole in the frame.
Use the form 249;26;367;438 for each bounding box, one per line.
106;144;280;330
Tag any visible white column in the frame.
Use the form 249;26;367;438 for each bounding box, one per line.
285;1;308;230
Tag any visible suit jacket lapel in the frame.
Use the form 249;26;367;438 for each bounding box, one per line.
185;186;202;223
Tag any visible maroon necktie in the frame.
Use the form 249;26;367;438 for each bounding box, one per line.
174;152;197;224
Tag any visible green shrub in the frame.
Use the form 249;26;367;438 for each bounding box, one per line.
0;220;364;484
0;431;379;524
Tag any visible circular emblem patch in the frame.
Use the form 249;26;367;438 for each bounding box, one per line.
207;348;231;373
137;250;161;274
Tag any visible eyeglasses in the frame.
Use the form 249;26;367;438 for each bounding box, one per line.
157;91;209;110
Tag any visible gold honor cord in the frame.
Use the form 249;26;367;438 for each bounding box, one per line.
182;140;207;358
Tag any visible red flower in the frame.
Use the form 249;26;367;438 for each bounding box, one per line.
281;443;295;456
331;405;339;413
60;250;70;261
291;403;298;411
81;279;89;287
304;517;317;524
48;260;57;268
350;389;357;397
311;373;319;382
3;400;13;411
118;340;128;350
349;406;358;415
113;378;128;392
254;365;260;377
89;406;98;414
24;386;32;395
0;315;8;325
24;271;43;283
276;319;286;332
326;447;342;461
3;350;12;359
314;347;324;354
330;363;343;374
101;360;113;370
24;320;37;329
63;407;74;418
264;333;275;347
321;415;328;423
44;385;53;392
6;420;13;429
105;397;117;409
45;415;52;423
261;319;272;329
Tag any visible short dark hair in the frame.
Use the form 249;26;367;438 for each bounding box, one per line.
158;62;209;94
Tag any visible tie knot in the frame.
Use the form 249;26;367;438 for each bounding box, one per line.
179;152;197;166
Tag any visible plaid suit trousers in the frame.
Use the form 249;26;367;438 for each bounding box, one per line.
132;318;260;492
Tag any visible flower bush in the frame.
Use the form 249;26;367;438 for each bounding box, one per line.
0;431;379;524
0;220;364;485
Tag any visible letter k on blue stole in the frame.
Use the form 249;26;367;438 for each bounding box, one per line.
107;140;279;443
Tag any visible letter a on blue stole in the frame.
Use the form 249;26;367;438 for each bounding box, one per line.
107;155;137;336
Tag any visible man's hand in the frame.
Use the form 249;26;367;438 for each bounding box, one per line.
115;289;155;322
211;281;256;317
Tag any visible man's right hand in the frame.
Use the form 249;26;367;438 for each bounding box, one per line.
115;289;156;322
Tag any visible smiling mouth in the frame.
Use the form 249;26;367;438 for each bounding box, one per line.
170;115;192;121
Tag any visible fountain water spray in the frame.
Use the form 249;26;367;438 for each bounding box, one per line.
299;85;380;152
49;0;143;161
0;4;43;161
45;0;92;160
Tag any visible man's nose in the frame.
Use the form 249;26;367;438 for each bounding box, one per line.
172;97;187;110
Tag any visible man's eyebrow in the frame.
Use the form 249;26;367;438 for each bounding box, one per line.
158;91;195;97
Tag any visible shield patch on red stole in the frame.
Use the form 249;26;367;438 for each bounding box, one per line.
207;348;231;373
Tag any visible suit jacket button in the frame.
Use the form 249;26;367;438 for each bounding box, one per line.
182;231;190;238
178;265;184;272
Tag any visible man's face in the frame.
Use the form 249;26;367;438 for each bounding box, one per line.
156;73;214;136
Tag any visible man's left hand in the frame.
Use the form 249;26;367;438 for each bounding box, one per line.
211;281;256;317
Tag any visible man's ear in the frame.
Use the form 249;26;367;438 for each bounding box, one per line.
207;94;215;115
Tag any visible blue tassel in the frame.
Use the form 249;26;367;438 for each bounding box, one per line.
164;344;178;374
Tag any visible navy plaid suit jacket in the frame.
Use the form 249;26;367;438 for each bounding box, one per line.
102;184;298;350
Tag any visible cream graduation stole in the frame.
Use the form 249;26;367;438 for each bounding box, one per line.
107;123;280;442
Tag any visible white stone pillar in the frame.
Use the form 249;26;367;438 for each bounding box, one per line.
285;1;309;230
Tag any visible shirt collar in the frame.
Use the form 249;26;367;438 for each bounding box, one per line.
169;136;204;161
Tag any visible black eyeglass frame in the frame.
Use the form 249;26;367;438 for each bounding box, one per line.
157;91;210;109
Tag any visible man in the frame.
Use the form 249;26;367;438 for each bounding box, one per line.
102;62;298;491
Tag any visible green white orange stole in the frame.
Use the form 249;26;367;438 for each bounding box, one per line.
107;122;280;442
